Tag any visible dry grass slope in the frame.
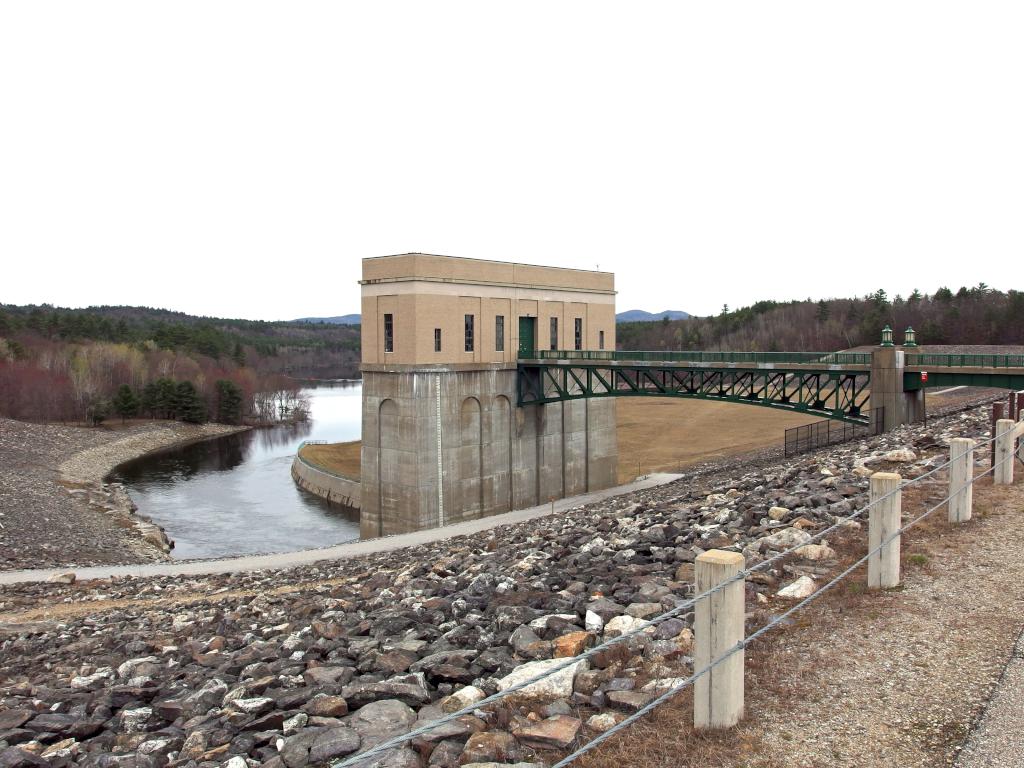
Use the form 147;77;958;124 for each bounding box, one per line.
614;398;815;482
298;440;361;479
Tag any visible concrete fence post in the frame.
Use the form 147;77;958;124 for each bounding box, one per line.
995;419;1015;485
694;549;745;729
868;472;902;589
948;438;975;524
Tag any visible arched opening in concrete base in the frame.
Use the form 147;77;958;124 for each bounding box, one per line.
377;398;400;537
458;396;483;520
490;395;513;514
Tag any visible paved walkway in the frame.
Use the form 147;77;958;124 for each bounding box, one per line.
956;626;1024;767
0;473;682;585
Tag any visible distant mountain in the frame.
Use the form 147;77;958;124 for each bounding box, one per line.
294;314;362;325
616;309;690;323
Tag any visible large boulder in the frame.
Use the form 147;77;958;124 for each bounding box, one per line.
278;727;361;768
745;527;812;559
459;732;524;764
511;715;582;749
342;673;430;708
347;699;417;748
495;658;589;699
777;576;816;599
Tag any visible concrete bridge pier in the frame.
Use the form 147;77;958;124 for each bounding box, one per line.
870;346;925;431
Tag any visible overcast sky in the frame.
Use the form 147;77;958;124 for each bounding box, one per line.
2;2;1021;321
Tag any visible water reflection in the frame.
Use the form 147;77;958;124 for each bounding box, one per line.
249;420;314;451
110;380;363;559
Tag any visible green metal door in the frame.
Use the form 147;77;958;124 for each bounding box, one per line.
518;317;536;356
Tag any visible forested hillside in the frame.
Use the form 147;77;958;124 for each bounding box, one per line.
5;286;1018;424
617;285;1024;352
0;304;360;423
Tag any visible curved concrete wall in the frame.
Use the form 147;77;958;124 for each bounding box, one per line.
290;455;361;510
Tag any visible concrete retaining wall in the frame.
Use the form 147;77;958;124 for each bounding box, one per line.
290;455;361;510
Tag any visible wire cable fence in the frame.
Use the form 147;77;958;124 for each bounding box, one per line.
333;426;1010;768
551;446;1011;767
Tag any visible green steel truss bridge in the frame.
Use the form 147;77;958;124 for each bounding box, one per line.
517;350;1024;425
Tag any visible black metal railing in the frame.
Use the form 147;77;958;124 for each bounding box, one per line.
784;408;885;457
905;353;1024;368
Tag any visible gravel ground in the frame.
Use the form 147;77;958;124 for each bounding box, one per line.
745;480;1024;767
0;418;245;571
0;398;1009;768
956;627;1024;767
0;394;1016;767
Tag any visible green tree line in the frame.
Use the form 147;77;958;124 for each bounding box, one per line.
617;285;1024;352
98;378;245;426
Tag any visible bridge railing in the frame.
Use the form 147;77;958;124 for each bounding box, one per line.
905;353;1024;368
521;350;872;366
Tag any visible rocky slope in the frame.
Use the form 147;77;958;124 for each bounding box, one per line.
0;402;998;768
0;419;245;571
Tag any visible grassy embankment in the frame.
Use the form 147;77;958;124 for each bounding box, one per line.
298;440;361;479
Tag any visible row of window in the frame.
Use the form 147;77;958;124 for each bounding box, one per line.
462;314;502;352
550;317;583;351
383;313;603;353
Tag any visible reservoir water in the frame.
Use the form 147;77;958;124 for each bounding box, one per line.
108;381;362;559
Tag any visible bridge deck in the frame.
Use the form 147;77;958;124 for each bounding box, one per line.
517;350;1024;420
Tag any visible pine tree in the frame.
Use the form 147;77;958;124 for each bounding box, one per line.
232;341;246;367
155;378;178;419
215;379;244;424
112;384;139;422
140;382;159;417
174;381;207;424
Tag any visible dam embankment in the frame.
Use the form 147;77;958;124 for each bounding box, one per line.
0;402;1007;768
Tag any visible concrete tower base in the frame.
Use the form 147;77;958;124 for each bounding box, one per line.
360;366;617;537
870;347;926;430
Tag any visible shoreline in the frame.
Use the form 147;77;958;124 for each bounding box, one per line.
0;418;251;572
62;421;252;486
68;421;254;561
